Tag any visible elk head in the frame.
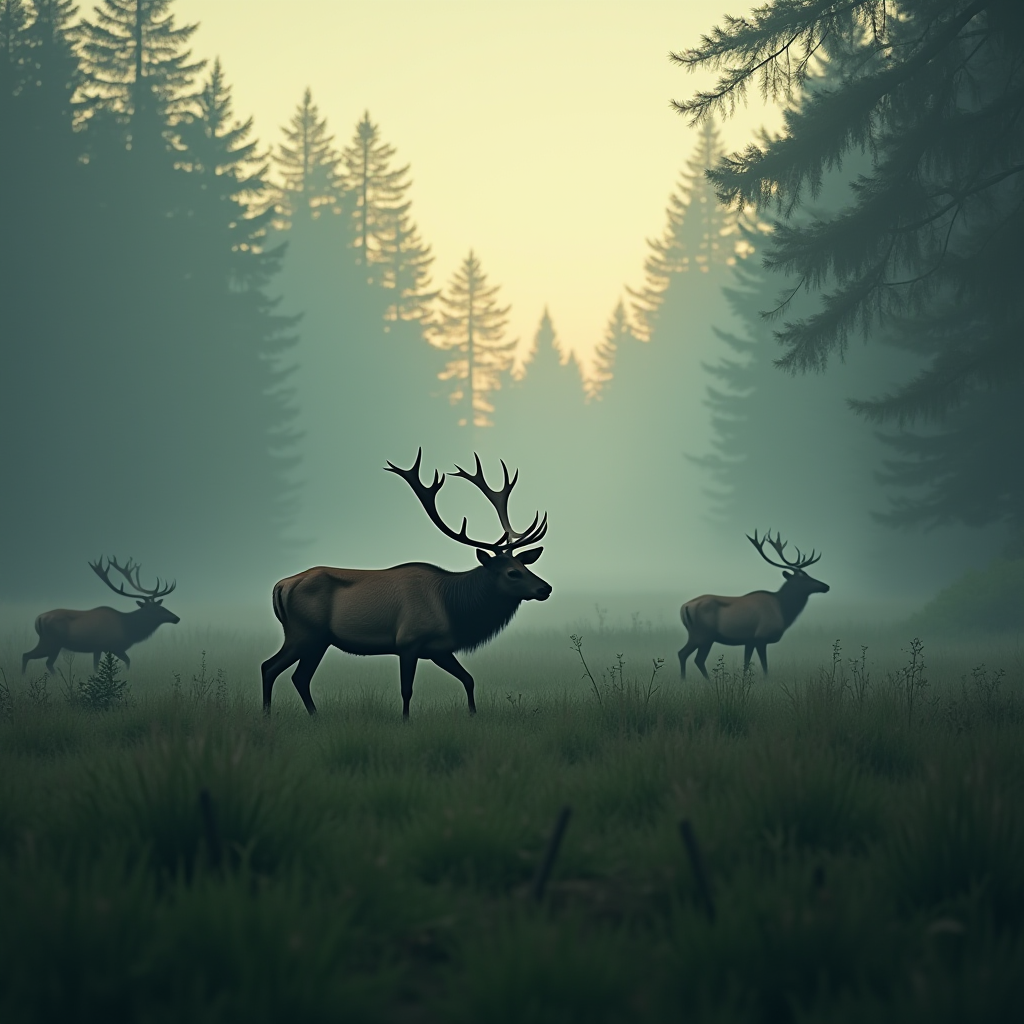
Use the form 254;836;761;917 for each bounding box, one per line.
747;529;830;595
89;556;181;623
385;449;552;601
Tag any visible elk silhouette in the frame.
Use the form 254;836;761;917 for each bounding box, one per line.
261;450;552;717
678;530;829;680
22;557;179;673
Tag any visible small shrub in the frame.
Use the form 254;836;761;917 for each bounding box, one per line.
77;653;131;712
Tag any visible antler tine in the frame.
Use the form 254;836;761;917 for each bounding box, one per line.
385;448;506;551
452;452;545;550
90;555;175;599
746;529;822;570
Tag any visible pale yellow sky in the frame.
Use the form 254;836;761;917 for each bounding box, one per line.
173;0;777;366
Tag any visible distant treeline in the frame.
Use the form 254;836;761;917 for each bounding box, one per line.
2;0;1016;605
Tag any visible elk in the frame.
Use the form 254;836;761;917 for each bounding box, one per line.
261;449;552;718
678;530;829;680
22;557;179;674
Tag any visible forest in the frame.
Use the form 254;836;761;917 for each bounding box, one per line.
3;0;1020;624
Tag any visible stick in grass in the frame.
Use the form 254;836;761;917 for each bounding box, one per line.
199;787;222;870
679;819;715;923
530;805;572;901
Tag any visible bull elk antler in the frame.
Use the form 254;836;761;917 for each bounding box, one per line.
89;555;176;601
746;529;821;571
385;448;548;553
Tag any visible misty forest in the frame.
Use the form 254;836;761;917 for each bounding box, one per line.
1;0;1023;1021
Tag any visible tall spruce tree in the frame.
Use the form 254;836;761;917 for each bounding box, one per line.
676;0;1024;535
432;250;517;429
1;2;298;598
175;59;298;535
627;118;737;341
274;86;339;222
338;111;407;279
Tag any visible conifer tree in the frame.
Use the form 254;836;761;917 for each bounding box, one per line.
337;110;434;307
432;250;517;428
587;299;631;401
676;0;1024;533
77;0;203;122
273;87;339;222
628;118;737;341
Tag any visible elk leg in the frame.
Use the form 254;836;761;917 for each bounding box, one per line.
431;652;476;715
678;642;698;679
399;654;418;720
743;644;754;673
261;644;302;713
113;651;130;671
693;644;713;681
22;643;53;674
756;643;769;675
291;645;327;716
93;651;101;671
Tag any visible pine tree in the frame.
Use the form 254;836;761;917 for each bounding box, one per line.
77;0;204;122
677;0;1024;532
587;299;631;401
432;250;517;429
176;58;298;536
627;118;737;341
273;87;339;222
338;111;408;280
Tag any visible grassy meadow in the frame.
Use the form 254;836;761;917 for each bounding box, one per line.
0;609;1022;1023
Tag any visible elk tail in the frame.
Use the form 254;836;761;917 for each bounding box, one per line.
682;603;694;629
33;614;44;637
271;581;288;627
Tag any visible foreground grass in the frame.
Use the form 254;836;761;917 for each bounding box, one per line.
0;633;1022;1022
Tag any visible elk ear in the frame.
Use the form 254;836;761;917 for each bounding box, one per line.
782;570;793;580
156;599;163;605
517;547;543;564
476;549;494;566
136;600;145;607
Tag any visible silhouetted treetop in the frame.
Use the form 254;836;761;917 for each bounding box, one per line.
78;0;203;121
432;250;516;429
274;87;339;220
628;117;738;341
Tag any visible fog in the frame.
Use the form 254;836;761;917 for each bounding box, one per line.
1;0;1014;641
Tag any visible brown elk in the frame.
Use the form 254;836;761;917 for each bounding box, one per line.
678;530;829;680
261;449;551;718
22;557;179;674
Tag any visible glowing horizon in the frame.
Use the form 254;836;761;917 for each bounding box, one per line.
172;0;779;375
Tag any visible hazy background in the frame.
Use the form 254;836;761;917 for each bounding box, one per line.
1;0;1011;631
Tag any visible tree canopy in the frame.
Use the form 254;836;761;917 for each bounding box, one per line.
676;0;1024;531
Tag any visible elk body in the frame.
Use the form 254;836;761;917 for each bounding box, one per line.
22;557;179;673
678;531;829;680
262;450;551;718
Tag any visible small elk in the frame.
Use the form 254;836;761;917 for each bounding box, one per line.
261;449;552;718
678;530;829;680
22;556;179;674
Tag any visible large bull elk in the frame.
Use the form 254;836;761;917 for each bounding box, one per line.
22;557;179;673
678;530;829;680
262;450;552;718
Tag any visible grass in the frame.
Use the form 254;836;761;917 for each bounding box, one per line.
0;617;1022;1022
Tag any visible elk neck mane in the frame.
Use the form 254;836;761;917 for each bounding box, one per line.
775;576;812;625
435;564;522;652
